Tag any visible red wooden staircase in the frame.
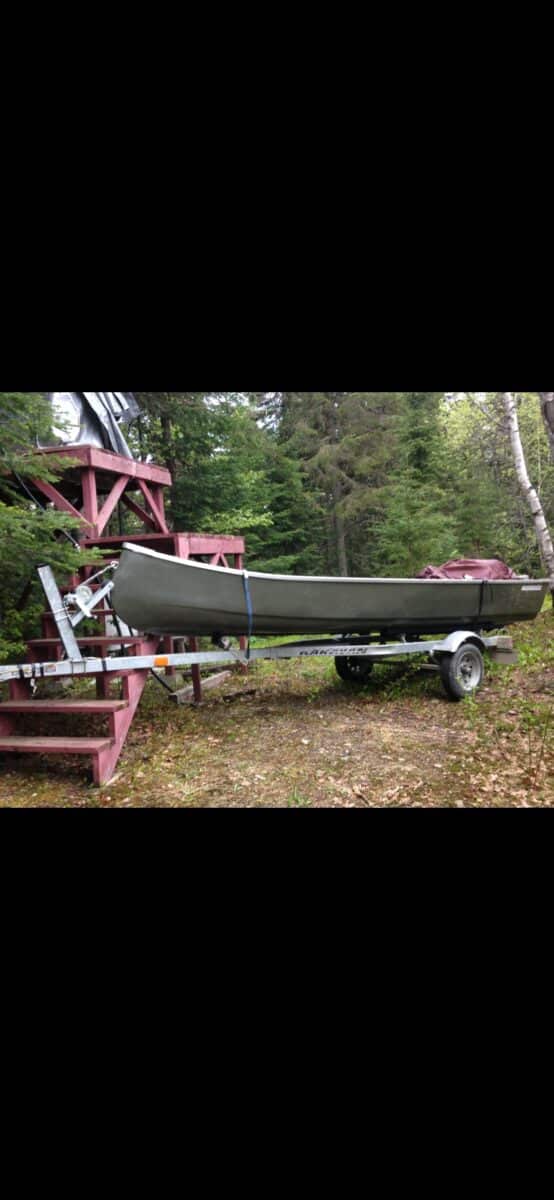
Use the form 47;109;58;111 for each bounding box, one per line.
0;632;162;784
0;446;245;786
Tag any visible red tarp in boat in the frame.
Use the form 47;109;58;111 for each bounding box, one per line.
417;558;517;580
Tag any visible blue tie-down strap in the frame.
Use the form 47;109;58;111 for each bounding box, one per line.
242;570;254;658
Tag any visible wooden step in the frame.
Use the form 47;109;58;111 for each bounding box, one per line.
0;700;128;715
0;736;113;755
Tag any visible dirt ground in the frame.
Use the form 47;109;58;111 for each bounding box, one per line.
1;613;552;808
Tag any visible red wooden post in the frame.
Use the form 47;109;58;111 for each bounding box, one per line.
175;535;190;560
8;679;32;701
163;636;177;677
96;675;112;700
153;486;167;525
189;638;203;703
81;469;99;534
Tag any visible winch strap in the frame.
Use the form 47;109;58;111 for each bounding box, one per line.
242;570;254;658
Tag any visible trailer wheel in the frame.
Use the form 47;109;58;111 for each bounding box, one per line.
440;644;484;701
335;656;374;683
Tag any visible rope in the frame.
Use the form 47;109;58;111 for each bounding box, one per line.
81;561;119;587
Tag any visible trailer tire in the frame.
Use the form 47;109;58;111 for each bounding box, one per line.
335;656;374;684
440;644;484;701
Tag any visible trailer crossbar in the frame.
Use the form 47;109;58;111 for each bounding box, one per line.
0;634;514;685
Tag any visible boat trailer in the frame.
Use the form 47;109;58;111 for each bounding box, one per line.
0;564;517;703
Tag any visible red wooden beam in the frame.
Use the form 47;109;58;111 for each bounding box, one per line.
81;469;99;529
29;445;172;487
187;535;245;555
120;493;159;531
31;479;89;528
137;479;169;534
152;485;167;523
96;475;129;536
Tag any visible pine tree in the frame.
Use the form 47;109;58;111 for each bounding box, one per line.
276;393;403;575
374;393;458;576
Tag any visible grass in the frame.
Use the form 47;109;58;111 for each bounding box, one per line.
0;610;552;807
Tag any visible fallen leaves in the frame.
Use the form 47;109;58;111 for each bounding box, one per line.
1;613;552;807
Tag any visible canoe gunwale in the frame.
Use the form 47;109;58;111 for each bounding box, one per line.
119;542;550;588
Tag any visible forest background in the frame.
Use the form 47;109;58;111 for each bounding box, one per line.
1;391;552;662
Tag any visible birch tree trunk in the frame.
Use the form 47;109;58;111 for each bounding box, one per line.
502;392;554;594
539;392;554;461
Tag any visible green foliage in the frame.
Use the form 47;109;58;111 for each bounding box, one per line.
446;392;553;575
0;501;86;661
374;393;458;575
0;393;86;661
287;790;312;807
130;391;553;582
135;393;320;571
0;392;51;463
275;392;404;575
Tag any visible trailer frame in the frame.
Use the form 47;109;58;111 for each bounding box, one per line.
0;630;516;687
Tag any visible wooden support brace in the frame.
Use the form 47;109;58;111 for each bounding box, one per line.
152;486;167;524
171;671;232;705
137;479;169;534
31;479;89;529
96;475;129;536
120;493;159;531
81;469;99;530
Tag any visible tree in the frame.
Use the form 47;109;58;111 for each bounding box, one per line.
0;393;87;661
539;392;554;460
502;392;554;592
277;393;403;576
133;394;314;569
374;393;458;575
445;393;542;570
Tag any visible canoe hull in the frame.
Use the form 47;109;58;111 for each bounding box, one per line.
112;545;549;638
